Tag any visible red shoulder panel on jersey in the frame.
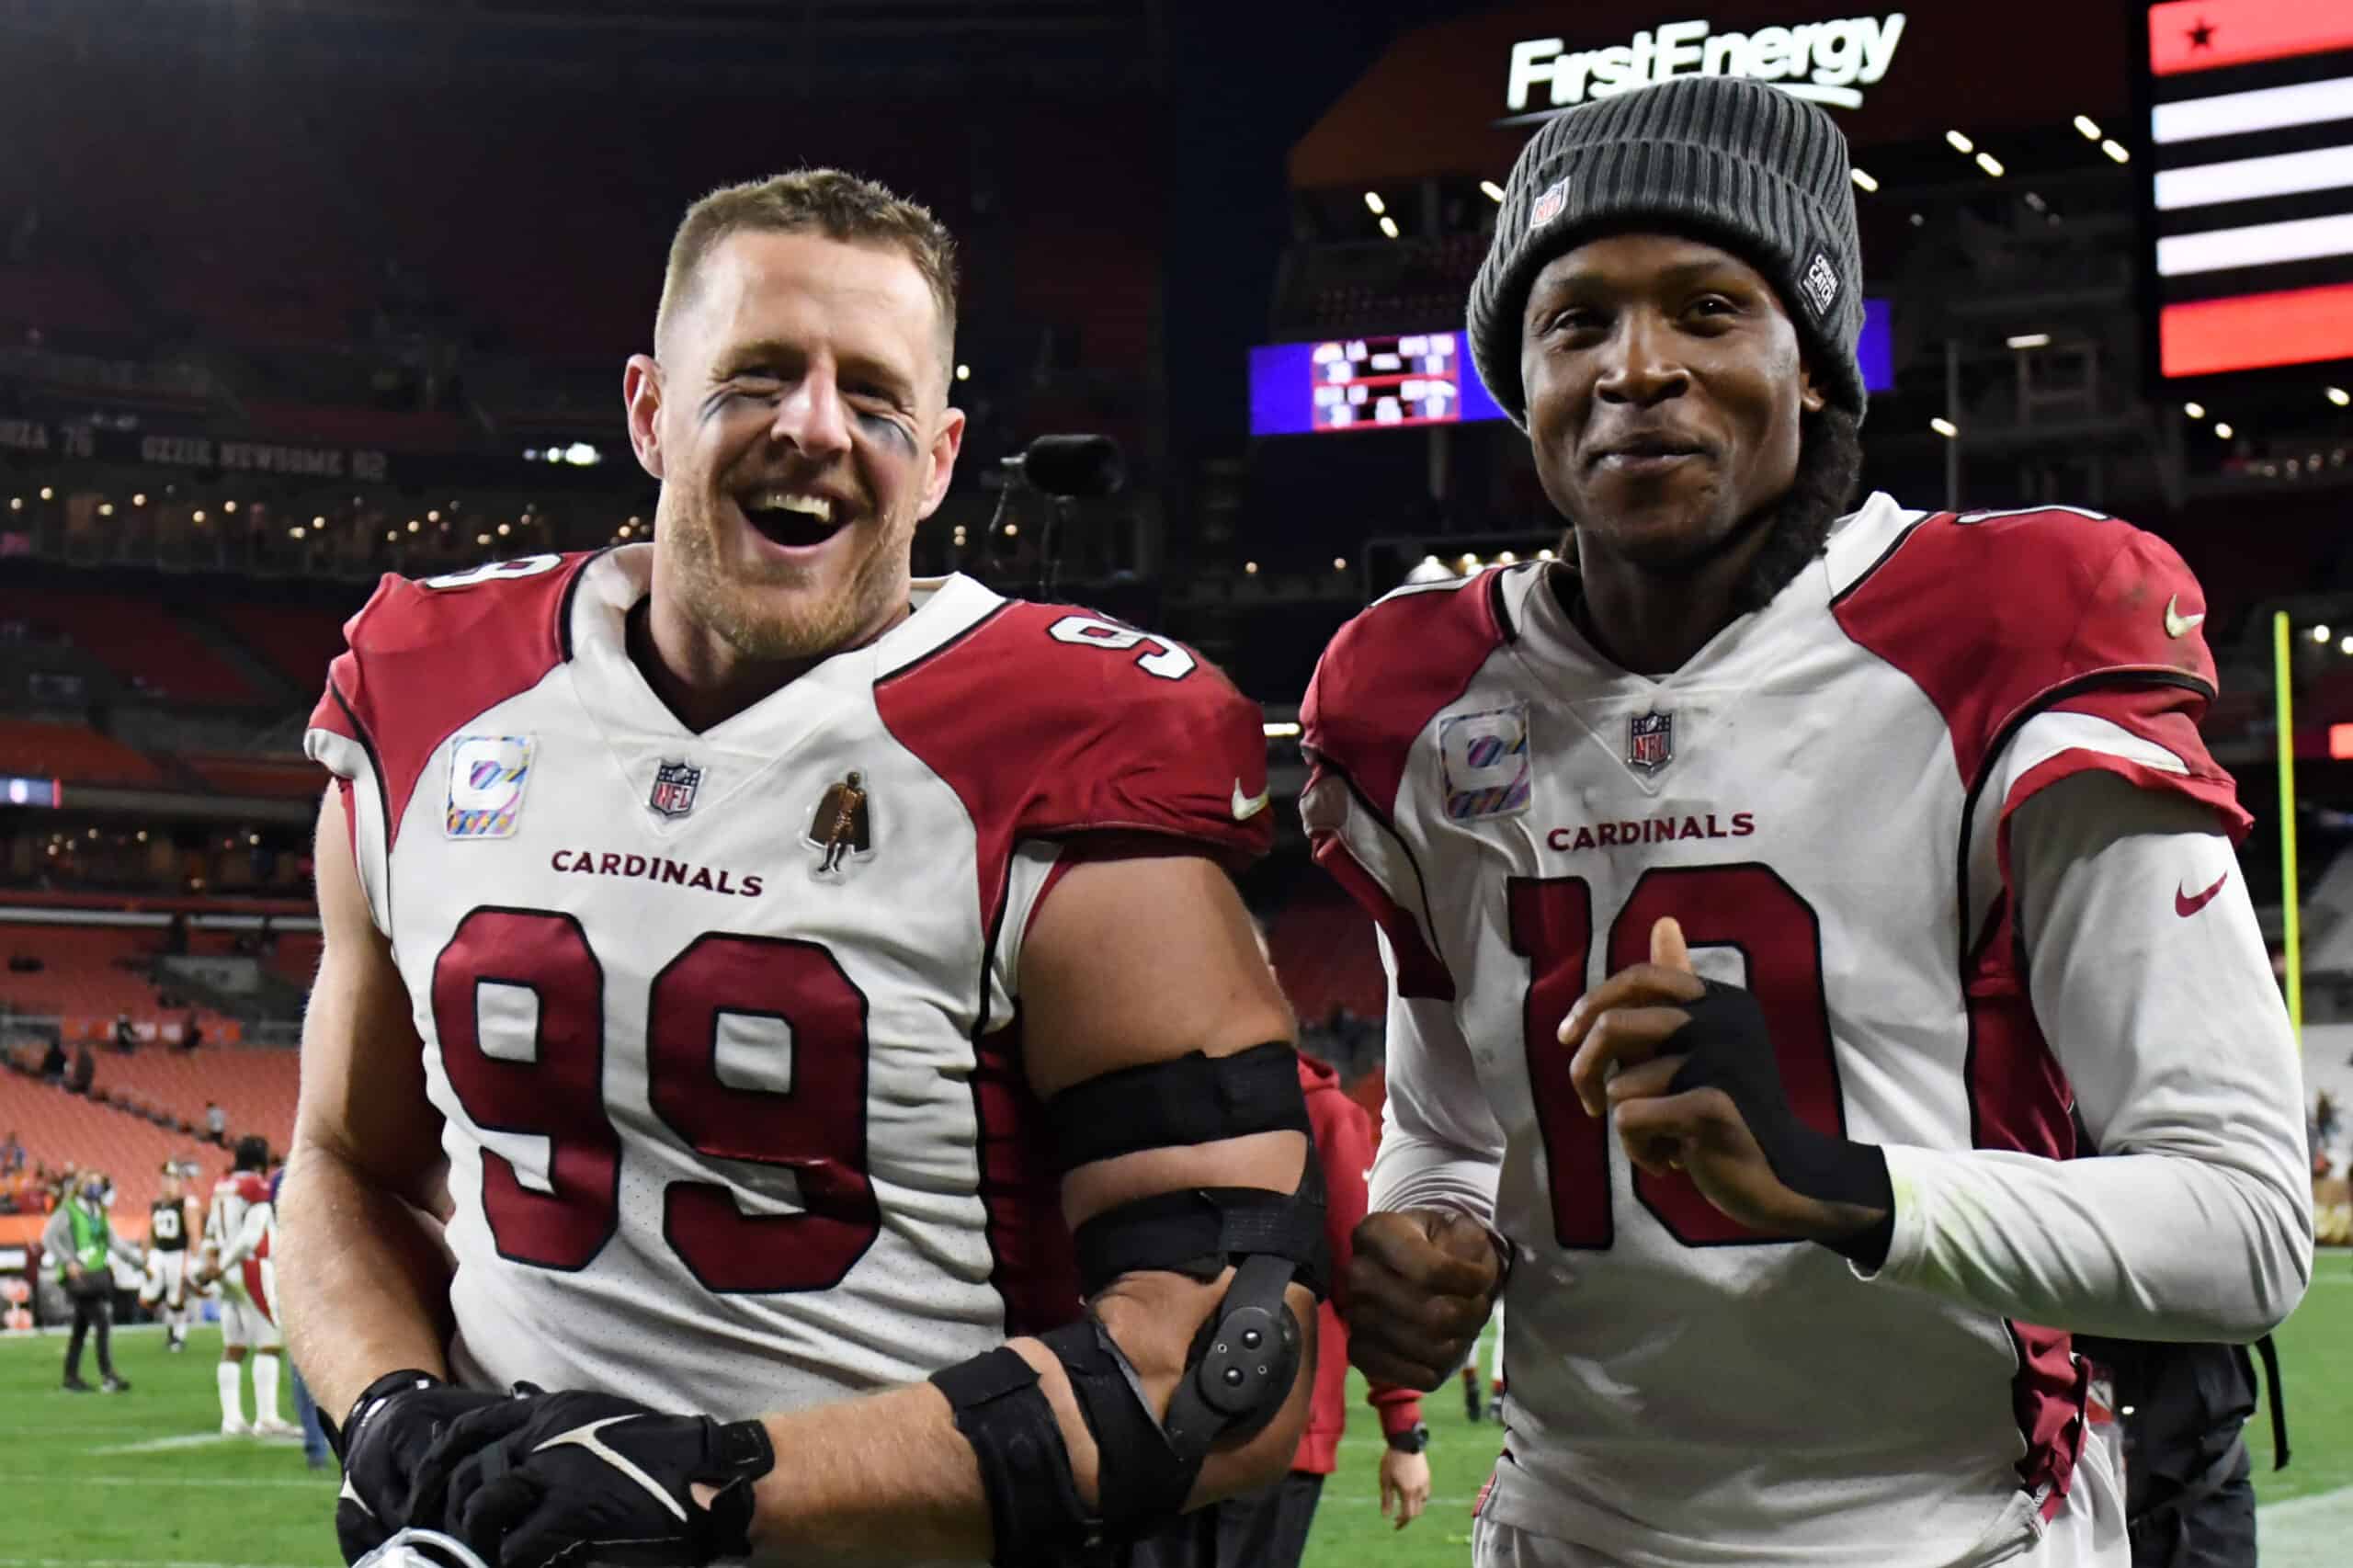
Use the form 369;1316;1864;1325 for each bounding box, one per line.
310;553;594;852
1302;574;1511;824
875;599;1270;938
1832;509;2243;833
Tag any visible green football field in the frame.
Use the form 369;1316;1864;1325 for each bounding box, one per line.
6;1251;2349;1568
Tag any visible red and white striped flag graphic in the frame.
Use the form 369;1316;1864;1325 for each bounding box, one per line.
2149;0;2353;375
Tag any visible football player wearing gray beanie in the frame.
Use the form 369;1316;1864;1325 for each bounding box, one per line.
1309;70;2305;1568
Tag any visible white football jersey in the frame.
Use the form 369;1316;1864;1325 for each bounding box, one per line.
1302;495;2258;1568
206;1169;273;1305
305;546;1268;1423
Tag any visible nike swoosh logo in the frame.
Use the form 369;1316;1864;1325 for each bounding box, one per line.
337;1474;373;1518
2165;595;2206;639
2176;871;2228;918
1232;780;1272;821
534;1415;687;1522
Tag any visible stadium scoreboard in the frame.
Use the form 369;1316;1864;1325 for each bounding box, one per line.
2143;0;2353;377
1249;304;1893;437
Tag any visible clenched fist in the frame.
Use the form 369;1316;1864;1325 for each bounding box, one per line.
1343;1209;1504;1392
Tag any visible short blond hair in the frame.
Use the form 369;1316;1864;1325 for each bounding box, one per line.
654;167;960;374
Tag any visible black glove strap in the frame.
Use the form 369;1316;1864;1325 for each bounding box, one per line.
327;1368;446;1464
1666;980;1893;1264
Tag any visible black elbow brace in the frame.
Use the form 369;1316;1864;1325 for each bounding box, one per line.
930;1042;1329;1565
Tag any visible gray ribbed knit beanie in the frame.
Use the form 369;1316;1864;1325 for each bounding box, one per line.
1468;74;1866;428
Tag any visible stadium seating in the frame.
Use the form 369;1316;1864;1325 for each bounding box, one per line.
0;925;238;1043
0;1071;216;1233
184;755;328;801
211;601;353;692
85;1045;297;1159
0;261;140;339
1266;884;1385;1020
0;717;164;787
0;586;261;704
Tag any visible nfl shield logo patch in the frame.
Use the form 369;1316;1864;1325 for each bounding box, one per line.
1627;711;1673;775
648;759;702;819
1529;177;1569;231
1438;702;1534;823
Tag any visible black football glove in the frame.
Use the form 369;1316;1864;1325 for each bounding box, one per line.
331;1370;531;1566
407;1388;775;1568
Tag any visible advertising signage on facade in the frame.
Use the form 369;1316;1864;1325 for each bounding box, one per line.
1288;1;2132;188
1502;14;1908;123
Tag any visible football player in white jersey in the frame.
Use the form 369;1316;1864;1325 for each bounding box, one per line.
280;168;1322;1568
199;1135;298;1436
1304;76;2312;1568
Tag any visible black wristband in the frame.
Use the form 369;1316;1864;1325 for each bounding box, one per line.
326;1368;444;1463
1665;981;1893;1245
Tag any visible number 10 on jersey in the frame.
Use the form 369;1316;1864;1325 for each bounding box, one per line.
1507;865;1847;1249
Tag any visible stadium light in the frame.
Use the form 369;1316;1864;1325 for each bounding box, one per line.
2100;139;2130;164
131;492;146;506
406;519;420;533
524;449;539;461
1245;561;1260;574
497;523;512;537
1333;557;1347;570
1003;522;1018;539
427;509;440;522
2185;401;2206;419
1479;180;1506;202
476;532;492;546
39;486;52;500
956;363;971;381
2329;386;2350;407
313;515;325;527
564;442;600;466
2074;115;2101;140
1379;215;1400;239
1945;130;1974;154
1930;416;1959;437
97;503;113;517
223;500;237;513
2215;421;2234;438
135;831;146;843
2315;624;2333;642
1850;168;1879;192
2006;333;2051;349
1538;549;1555;561
1364;191;1386;216
6;497;17;511
1975;153;2005;178
384;530;397;542
1264;722;1302;738
2025;191;2048;211
290;526;306;540
191;509;205;523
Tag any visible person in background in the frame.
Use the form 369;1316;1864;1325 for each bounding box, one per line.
179;1009;203;1054
67;1040;96;1096
198;1135;297;1437
112;1009;137;1054
40;1037;67;1082
2;1129;24;1175
45;1168;136;1392
204;1101;226;1145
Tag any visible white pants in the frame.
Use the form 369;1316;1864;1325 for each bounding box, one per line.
140;1249;191;1310
1472;1422;2127;1568
219;1287;282;1350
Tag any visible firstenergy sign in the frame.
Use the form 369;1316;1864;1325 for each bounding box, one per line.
1503;15;1907;122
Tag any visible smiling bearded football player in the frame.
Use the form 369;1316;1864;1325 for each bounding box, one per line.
1303;76;2311;1568
284;168;1322;1568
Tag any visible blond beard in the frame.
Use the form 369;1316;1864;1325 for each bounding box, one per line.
660;494;917;665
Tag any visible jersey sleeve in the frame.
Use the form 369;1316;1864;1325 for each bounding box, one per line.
1834;510;2249;842
1993;528;2248;838
1868;772;2311;1339
303;553;588;938
1307;1071;1425;1433
1366;929;1506;1227
878;603;1272;872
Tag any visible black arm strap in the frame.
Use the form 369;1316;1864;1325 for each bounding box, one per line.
1071;1176;1330;1301
930;1347;1102;1568
1046;1041;1308;1174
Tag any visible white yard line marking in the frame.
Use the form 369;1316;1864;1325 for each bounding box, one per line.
86;1432;302;1456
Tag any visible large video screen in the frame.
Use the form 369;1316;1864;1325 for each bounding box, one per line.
2147;0;2353;376
1249;303;1893;437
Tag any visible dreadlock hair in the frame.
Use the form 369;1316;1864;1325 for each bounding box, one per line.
1553;403;1865;615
